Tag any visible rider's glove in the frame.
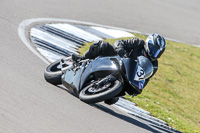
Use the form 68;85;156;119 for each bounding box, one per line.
117;49;126;57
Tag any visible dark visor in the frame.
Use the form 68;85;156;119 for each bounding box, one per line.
148;43;161;59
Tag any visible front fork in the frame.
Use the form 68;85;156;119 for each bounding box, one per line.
92;72;123;89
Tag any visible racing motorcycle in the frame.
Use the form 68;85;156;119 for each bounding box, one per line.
44;55;154;104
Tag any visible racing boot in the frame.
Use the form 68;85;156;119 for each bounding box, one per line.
72;53;83;62
104;97;119;105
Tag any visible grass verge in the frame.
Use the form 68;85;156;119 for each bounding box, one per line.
79;33;200;133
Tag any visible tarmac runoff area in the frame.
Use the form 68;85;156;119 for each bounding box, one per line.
18;18;182;133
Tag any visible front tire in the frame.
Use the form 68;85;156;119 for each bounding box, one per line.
79;80;123;104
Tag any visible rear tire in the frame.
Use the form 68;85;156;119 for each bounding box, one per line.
79;80;123;104
44;57;72;85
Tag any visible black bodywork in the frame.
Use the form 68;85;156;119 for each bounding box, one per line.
61;55;151;96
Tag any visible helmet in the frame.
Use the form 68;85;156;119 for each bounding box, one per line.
144;33;166;61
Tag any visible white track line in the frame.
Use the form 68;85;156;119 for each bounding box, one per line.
18;19;50;64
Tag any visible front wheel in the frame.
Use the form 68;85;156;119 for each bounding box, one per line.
79;80;123;104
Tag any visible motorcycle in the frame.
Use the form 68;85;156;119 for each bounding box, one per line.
44;55;154;104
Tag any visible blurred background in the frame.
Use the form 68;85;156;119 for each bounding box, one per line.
0;0;199;133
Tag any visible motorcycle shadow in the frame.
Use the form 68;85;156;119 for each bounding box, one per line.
91;103;166;133
56;85;79;98
56;85;172;133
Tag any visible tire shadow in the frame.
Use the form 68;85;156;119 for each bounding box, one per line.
91;103;163;133
91;103;180;133
56;85;177;133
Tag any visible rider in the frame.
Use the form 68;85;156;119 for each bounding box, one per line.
72;33;166;104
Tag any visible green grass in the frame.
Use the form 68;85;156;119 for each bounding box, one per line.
79;33;200;133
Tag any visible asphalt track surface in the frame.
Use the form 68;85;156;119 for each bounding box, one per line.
1;0;199;133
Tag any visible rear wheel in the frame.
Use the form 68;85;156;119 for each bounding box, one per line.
44;57;72;85
79;79;123;104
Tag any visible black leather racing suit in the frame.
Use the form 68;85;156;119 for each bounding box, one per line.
81;38;158;95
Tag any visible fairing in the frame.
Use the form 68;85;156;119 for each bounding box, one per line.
79;57;119;90
62;57;119;94
122;56;153;94
61;55;153;96
61;62;86;95
122;58;142;93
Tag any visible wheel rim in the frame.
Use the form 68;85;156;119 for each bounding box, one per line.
49;59;72;72
49;62;61;72
86;83;112;94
